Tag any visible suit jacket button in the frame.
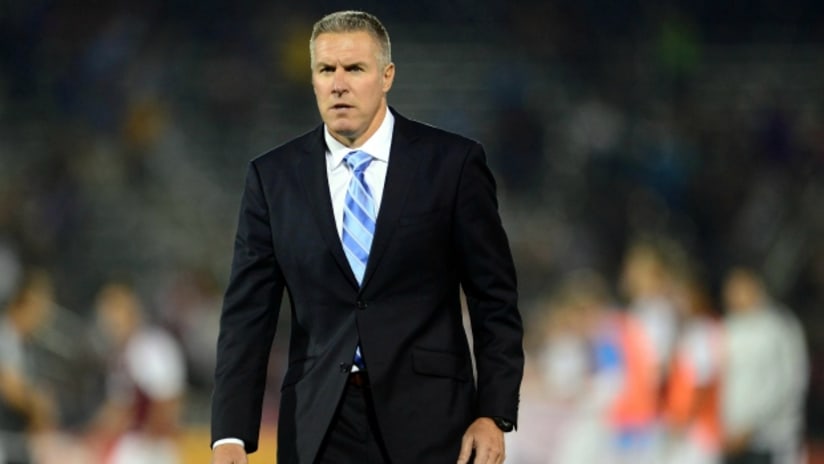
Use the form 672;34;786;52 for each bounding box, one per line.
356;300;367;310
339;362;349;373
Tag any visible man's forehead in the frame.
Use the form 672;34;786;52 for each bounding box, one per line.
314;31;377;55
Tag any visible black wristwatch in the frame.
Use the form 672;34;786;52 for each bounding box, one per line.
491;416;514;432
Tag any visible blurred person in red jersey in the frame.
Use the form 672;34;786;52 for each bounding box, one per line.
89;282;186;464
721;268;808;464
662;274;724;464
0;270;56;464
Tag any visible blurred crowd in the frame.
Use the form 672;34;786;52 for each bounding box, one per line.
508;239;808;464
1;1;823;463
0;272;187;463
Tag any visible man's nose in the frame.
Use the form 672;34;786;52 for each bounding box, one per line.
332;68;347;94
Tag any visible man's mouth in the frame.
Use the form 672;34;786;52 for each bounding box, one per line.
331;104;353;111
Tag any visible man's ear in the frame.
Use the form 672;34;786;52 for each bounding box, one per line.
382;63;395;93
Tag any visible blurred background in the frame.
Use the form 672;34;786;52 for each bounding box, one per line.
1;1;823;463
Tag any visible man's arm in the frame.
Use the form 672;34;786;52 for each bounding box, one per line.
0;366;54;432
211;161;285;456
452;143;524;463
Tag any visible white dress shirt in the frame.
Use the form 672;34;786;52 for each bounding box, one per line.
213;108;395;451
327;109;393;377
325;108;394;235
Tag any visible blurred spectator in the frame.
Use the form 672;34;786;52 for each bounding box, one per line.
610;238;683;462
505;296;581;464
159;269;221;390
552;271;621;464
508;271;619;464
620;239;682;378
536;298;590;403
88;282;186;464
663;274;723;464
0;270;56;464
721;268;808;464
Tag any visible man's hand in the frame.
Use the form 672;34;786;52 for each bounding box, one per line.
457;417;505;464
212;443;248;464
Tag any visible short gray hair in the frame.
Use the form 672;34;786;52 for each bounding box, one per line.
310;11;392;68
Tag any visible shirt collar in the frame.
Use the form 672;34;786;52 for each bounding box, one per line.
325;108;394;169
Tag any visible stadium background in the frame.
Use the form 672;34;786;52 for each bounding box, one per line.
1;1;823;462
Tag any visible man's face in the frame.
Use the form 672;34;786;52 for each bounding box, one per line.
311;31;394;147
17;288;53;337
723;270;762;313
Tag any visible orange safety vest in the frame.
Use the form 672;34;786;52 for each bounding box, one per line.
608;313;659;430
662;320;723;451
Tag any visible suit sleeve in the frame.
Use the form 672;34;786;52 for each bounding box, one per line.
453;142;524;426
211;161;284;453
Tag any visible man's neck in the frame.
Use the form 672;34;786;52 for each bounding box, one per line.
329;104;389;148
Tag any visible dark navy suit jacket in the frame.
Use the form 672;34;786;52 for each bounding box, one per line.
211;109;524;463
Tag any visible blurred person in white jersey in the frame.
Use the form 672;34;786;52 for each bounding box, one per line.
90;281;186;464
722;268;808;464
662;274;723;464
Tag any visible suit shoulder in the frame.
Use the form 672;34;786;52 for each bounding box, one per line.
402;117;481;150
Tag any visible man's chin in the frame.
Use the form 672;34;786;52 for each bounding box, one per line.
327;124;360;141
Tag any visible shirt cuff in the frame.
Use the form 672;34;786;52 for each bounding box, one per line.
213;438;245;450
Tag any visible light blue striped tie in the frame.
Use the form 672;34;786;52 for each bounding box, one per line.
342;150;375;370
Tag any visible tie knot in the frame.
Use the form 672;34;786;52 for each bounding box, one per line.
344;150;373;174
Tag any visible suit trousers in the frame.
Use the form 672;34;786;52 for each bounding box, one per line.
315;377;392;464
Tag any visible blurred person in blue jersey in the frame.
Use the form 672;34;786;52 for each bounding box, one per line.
721;268;808;464
0;270;56;464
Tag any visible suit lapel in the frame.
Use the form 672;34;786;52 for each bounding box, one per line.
295;111;422;292
360;112;421;289
296;126;360;288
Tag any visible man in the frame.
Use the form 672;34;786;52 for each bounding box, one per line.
90;282;186;464
211;10;523;464
611;240;681;463
721;267;808;464
0;270;55;464
662;275;723;464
